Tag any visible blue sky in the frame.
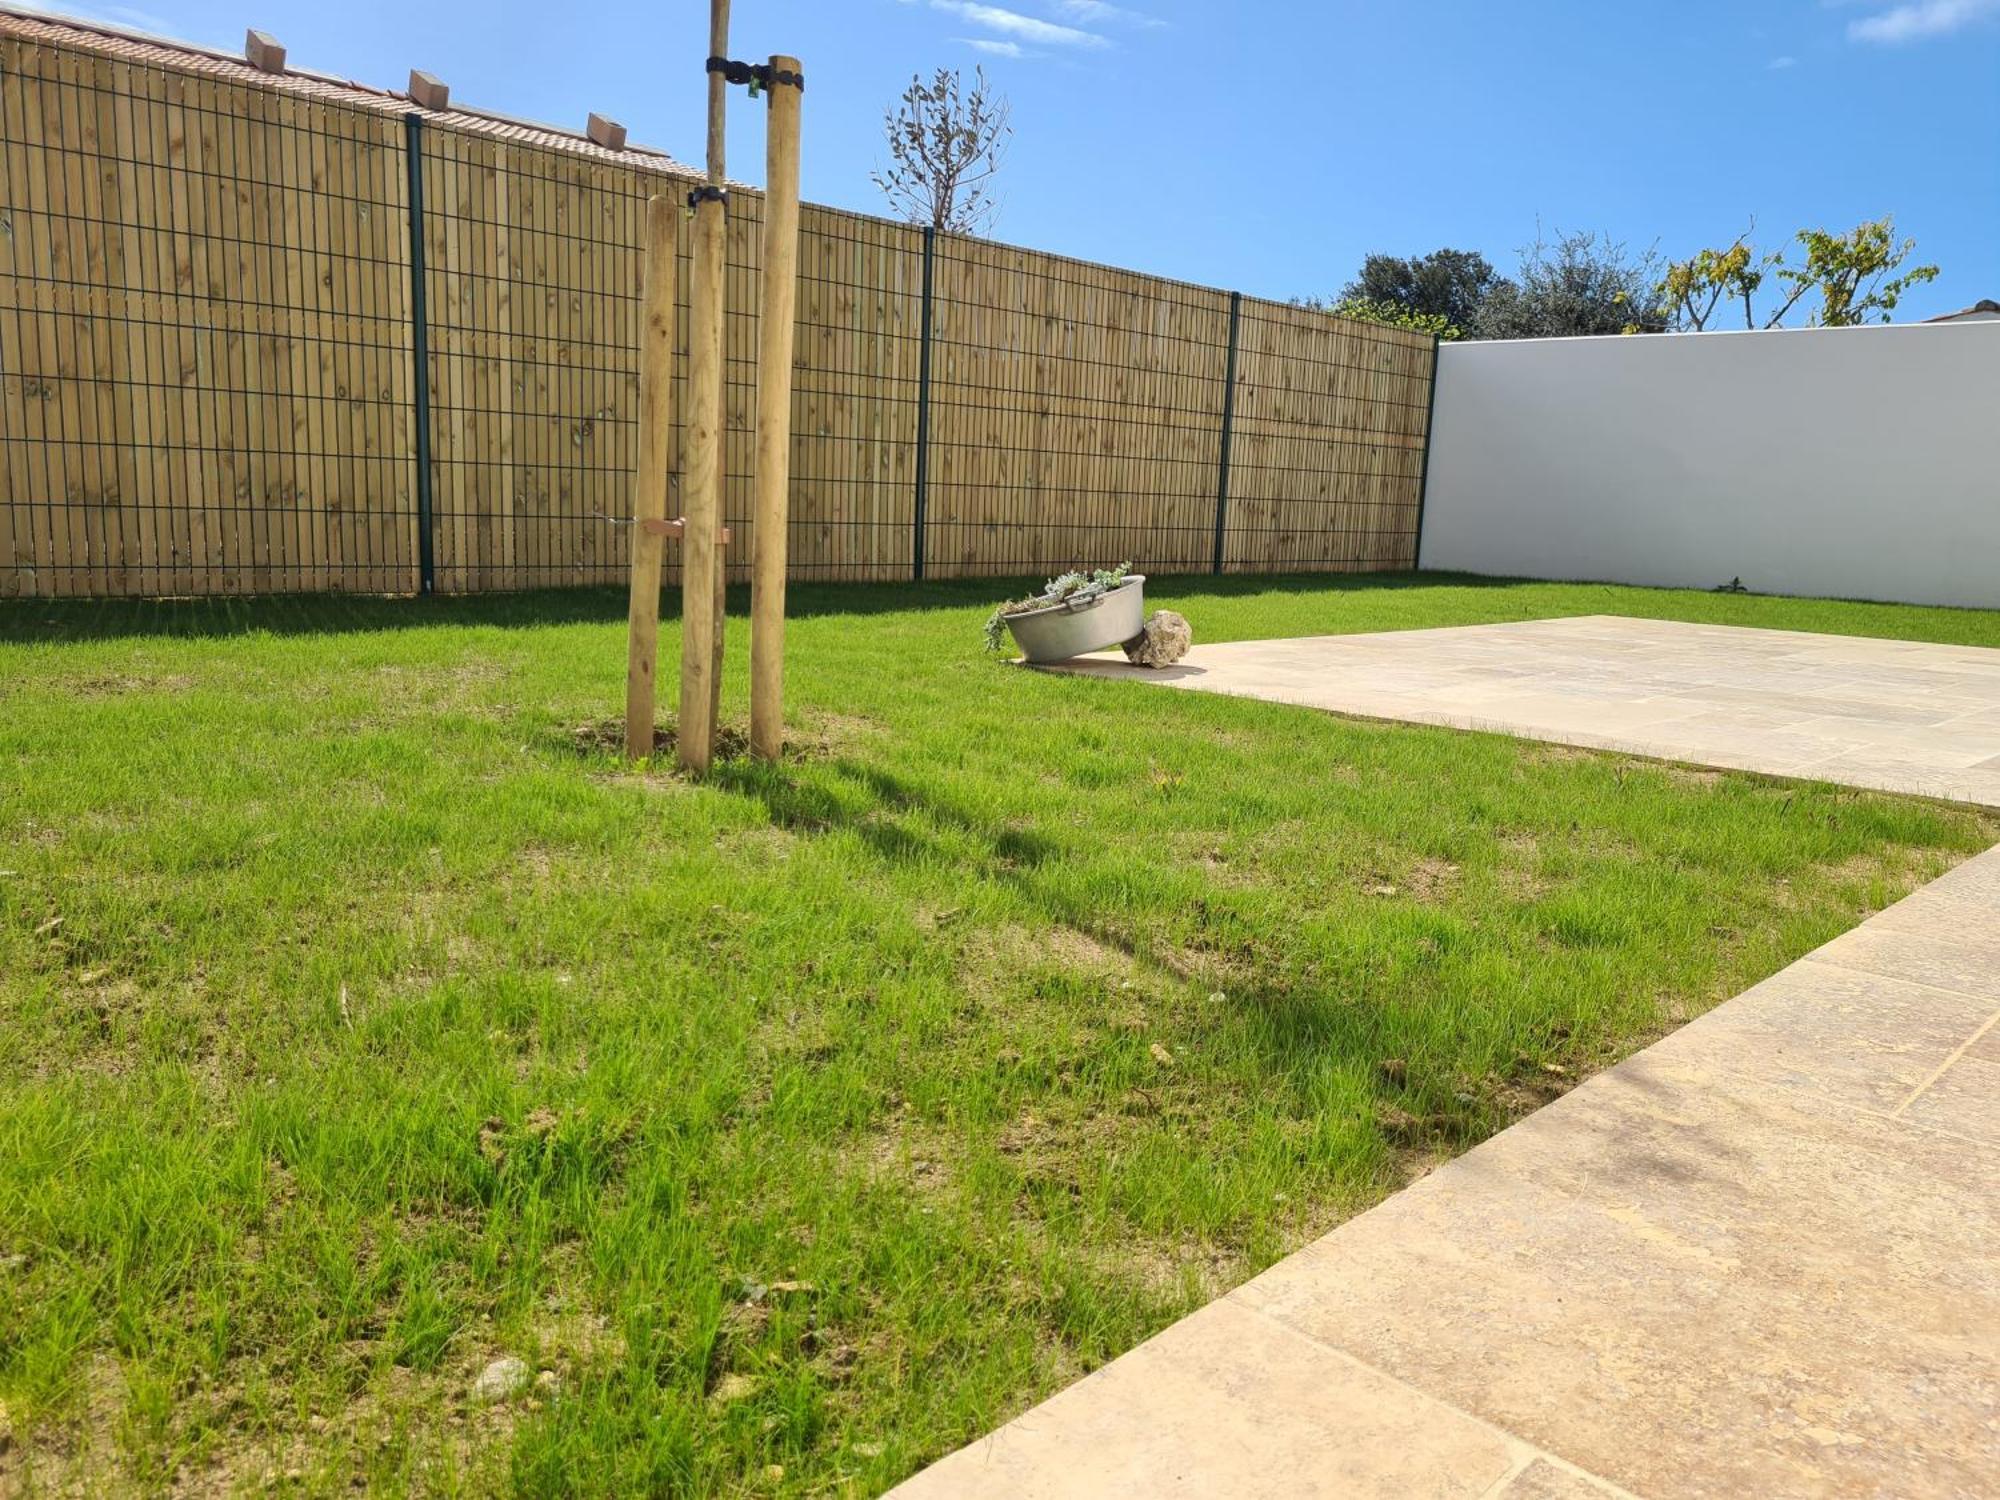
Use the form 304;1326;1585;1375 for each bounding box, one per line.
41;0;2000;320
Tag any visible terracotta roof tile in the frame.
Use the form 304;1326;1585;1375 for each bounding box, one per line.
0;4;708;182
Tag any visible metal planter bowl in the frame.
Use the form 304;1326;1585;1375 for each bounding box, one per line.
1003;576;1147;663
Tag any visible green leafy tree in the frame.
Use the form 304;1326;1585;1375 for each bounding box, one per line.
1660;231;1770;331
1662;218;1940;330
1295;293;1461;340
1472;229;1668;339
1784;219;1940;326
1336;249;1509;334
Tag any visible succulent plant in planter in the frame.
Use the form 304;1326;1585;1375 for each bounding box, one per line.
983;564;1195;667
982;564;1134;654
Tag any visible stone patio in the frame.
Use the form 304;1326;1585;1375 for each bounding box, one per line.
1046;615;2000;805
894;845;2000;1499
895;617;2000;1498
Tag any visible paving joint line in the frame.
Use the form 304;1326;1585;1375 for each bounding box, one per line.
1472;1453;1540;1500
1791;952;2000;1008
1891;1004;2000;1116
1231;1297;1649;1500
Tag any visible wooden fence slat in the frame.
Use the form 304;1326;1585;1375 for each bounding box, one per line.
0;29;1432;599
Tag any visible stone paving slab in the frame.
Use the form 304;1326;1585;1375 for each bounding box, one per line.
893;844;2000;1500
897;621;2000;1498
1042;616;2000;807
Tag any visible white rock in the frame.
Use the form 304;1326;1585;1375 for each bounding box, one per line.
470;1356;531;1403
1123;610;1192;667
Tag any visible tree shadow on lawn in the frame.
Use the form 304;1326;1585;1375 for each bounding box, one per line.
709;750;1439;1139
0;570;1530;645
715;753;1061;877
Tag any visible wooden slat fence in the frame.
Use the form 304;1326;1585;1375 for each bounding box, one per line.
0;35;419;595
1222;297;1436;574
923;235;1231;580
0;26;1437;599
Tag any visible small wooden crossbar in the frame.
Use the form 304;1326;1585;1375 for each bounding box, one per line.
639;517;731;543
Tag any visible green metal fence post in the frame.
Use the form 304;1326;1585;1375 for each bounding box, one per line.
1212;290;1242;576
913;225;936;581
403;113;436;595
1412;332;1442;570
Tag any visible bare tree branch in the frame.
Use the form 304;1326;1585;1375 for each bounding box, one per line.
871;67;1012;235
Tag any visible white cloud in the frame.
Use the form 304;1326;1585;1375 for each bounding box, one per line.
1847;0;2000;42
961;37;1026;56
103;4;180;29
1767;54;1798;68
929;1;1110;48
10;0;182;34
1049;0;1165;27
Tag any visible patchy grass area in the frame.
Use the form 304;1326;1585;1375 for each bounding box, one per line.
1;572;1994;1496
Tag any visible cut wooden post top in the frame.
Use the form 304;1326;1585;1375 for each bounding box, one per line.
586;113;628;151
407;70;449;111
243;29;285;73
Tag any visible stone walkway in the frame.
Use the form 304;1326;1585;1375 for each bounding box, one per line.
895;847;2000;1499
1046;615;2000;805
896;618;2000;1498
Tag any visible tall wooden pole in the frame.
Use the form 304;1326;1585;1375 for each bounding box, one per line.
749;55;802;762
705;2;730;741
706;0;730;178
678;0;730;774
624;195;677;760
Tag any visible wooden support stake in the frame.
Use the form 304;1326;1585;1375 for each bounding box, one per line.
750;54;803;762
624;195;677;760
678;0;731;774
679;196;726;774
705;1;732;751
706;1;730;181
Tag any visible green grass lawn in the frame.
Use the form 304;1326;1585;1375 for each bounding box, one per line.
2;572;1995;1496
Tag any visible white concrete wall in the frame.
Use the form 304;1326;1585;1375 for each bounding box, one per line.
1419;322;2000;609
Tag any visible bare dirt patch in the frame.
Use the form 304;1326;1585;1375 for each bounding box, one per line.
719;823;800;865
1817;844;1954;894
565;718;751;764
61;671;195;698
566;709;869;770
1;1355;124;1498
1089;1235;1245;1306
1523;742;1601;769
1491;831;1554;900
959;920;1142;987
370;659;509;709
866;1113;958;1199
1361;856;1462;902
1652;761;1727;788
1157;942;1257;991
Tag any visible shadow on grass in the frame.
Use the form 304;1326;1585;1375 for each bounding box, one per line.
708;747;1439;1132
715;751;1226;1011
0;571;1532;645
713;754;1059;874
